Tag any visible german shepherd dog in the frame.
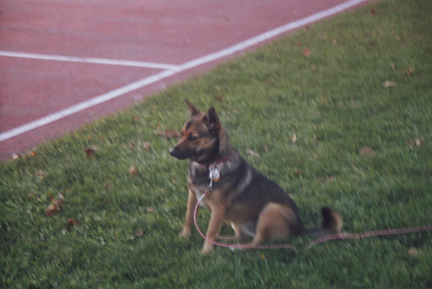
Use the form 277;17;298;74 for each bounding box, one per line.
170;100;342;254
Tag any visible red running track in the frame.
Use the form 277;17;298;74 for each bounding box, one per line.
0;0;368;161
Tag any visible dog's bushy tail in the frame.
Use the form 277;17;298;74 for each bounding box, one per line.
304;207;343;238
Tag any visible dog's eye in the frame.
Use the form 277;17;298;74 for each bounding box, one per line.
188;135;198;141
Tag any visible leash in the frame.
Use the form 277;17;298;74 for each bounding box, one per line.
192;161;432;251
304;224;432;250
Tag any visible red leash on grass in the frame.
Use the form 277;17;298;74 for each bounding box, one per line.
193;191;432;252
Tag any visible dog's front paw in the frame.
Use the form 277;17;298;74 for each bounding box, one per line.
179;228;191;238
201;242;214;254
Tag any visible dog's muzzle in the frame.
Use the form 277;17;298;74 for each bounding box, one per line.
169;147;185;159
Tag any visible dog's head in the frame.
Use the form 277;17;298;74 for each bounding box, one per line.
169;100;221;163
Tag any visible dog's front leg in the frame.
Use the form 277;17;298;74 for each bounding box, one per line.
202;203;226;254
179;189;197;238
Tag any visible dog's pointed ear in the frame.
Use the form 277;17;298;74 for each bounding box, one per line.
185;99;202;116
203;107;220;132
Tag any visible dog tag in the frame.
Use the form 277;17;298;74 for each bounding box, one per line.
209;164;220;182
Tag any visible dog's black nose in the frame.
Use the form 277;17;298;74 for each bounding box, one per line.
169;148;176;156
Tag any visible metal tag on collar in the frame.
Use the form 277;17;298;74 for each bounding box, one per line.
209;163;221;182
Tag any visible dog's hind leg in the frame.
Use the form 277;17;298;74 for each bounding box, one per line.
250;203;299;246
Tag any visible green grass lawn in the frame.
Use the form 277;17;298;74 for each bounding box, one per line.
1;0;432;288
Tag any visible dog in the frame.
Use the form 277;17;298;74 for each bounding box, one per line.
170;100;342;254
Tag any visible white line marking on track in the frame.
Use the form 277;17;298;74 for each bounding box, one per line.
0;51;180;70
0;0;367;142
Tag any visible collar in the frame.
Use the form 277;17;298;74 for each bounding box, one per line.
197;157;230;167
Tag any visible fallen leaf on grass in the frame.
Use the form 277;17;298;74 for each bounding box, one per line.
359;147;375;155
45;204;58;217
129;165;139;176
142;141;151;150
26;150;37;159
318;34;327;41
45;194;66;217
302;47;311;58
292;133;298;143
214;92;224;102
11;153;20;160
406;67;415;77
135;230;144;237
408;247;418;257
67;218;79;227
263;144;269;153
35;170;48;181
146;207;155;213
85;146;98;158
406;138;425;147
382;80;397;88
157;129;181;139
246;149;260;158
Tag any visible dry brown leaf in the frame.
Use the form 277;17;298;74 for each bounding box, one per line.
26;150;37;159
85;146;98;158
11;153;20;160
359;147;375;155
52;194;65;208
142;141;151;150
264;144;269;153
67;218;79;227
45;194;65;217
214;92;224;102
408;247;418;257
45;204;58;217
406;67;415;77
146;207;155;213
382;80;397;88
35;170;48;181
129;165;139;176
332;39;338;45
246;149;260;158
302;47;311;58
406;138;425;147
292;133;298;143
135;230;144;237
318;34;327;40
415;138;426;146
